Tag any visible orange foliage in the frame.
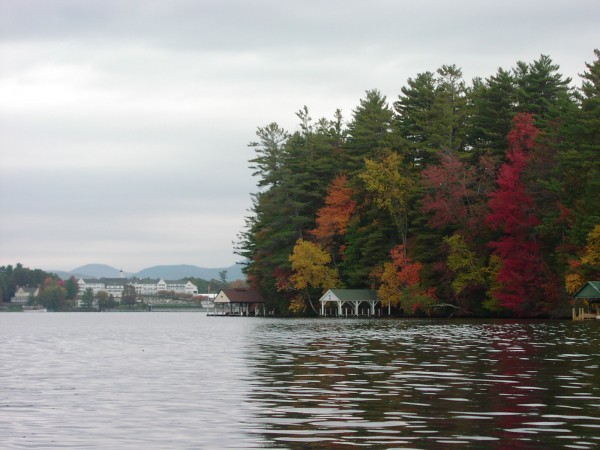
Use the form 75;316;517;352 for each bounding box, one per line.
311;175;356;243
390;244;422;287
377;244;436;314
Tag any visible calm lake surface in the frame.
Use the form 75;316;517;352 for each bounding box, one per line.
1;314;599;449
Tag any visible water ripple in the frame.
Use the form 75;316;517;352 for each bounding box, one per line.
2;315;600;449
247;318;600;449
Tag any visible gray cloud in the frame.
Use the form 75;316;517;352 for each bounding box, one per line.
1;0;599;271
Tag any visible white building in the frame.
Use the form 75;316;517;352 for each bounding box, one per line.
158;280;198;295
77;278;198;299
11;287;40;305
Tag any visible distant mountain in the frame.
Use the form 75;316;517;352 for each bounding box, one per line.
54;263;245;282
69;264;128;279
135;264;244;281
50;270;72;280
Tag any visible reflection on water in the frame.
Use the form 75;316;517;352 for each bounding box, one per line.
1;314;599;449
246;319;600;449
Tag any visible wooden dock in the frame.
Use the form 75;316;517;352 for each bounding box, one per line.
572;308;599;321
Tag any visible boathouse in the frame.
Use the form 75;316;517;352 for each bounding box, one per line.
213;288;265;316
572;281;600;320
319;289;381;316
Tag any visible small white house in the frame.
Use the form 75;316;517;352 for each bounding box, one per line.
11;287;40;305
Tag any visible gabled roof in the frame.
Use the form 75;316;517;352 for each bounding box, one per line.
320;289;379;302
16;287;39;295
573;281;600;299
216;288;265;304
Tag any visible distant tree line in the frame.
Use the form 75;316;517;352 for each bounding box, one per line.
236;51;600;317
0;264;78;310
1;264;243;311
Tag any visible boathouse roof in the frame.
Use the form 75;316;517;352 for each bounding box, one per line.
573;281;600;300
320;289;379;302
214;288;265;304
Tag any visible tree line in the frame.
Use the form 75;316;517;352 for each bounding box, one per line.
236;51;600;317
0;264;79;310
1;264;239;311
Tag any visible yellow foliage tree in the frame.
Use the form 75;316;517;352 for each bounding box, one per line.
288;239;342;314
565;224;600;294
565;270;586;296
581;224;600;267
444;233;487;296
358;151;416;254
376;262;401;308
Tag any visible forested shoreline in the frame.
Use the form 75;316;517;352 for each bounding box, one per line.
236;51;600;318
0;264;232;311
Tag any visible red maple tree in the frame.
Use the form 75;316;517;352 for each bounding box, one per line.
421;151;498;231
421;152;473;229
485;113;549;315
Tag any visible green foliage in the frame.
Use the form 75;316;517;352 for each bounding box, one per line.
38;278;69;311
97;291;118;310
81;288;95;309
345;90;395;170
64;277;79;300
394;66;469;166
444;234;487;296
0;274;6;303
185;276;230;294
394;71;436;166
468;68;517;157
121;285;137;305
425;65;469;155
340;199;396;288
359;151;417;248
0;264;56;303
514;55;574;124
483;255;504;313
238;108;347;313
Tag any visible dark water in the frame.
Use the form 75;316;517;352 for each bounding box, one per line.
1;314;599;449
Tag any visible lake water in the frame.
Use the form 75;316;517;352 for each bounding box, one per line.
1;314;599;449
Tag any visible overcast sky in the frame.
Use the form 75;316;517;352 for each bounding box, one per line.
0;0;598;273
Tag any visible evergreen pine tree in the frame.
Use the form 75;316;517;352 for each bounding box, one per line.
345;90;394;172
468;68;517;157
